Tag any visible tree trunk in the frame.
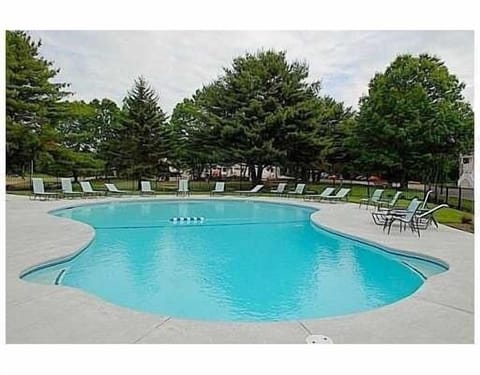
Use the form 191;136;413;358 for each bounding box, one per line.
301;167;309;182
256;165;264;184
400;169;408;190
248;163;256;183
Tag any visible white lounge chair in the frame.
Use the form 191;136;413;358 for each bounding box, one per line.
270;183;287;195
235;184;264;196
140;181;155;195
287;183;305;196
304;187;336;201
31;178;60;200
421;190;433;210
383;198;422;236
414;203;449;230
210;182;225;196
61;178;82;199
372;197;418;226
177;179;190;196
80;181;104;197
105;183;129;196
359;189;384;209
322;188;351;202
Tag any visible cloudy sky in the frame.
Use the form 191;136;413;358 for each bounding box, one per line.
29;30;474;114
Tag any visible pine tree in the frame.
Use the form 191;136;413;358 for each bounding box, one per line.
116;77;170;188
6;30;69;174
173;50;352;183
178;50;320;183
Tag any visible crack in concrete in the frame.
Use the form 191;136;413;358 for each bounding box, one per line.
413;296;474;315
297;321;312;335
133;317;172;344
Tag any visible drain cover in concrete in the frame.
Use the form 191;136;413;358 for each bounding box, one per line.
306;334;333;344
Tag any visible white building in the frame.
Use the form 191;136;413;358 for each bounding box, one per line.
458;153;474;188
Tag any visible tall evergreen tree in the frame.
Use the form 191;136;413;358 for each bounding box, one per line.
115;77;170;188
314;97;355;178
172;50;353;183
6;30;69;175
47;100;108;180
178;50;325;183
281;96;354;180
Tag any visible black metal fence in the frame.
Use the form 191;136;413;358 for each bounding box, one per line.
5;174;254;193
6;174;474;214
322;179;474;213
425;184;474;213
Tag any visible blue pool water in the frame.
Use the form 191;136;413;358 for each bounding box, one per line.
22;200;446;321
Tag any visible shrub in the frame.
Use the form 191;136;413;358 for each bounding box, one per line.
461;215;473;224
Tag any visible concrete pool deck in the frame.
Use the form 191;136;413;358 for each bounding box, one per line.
6;194;474;343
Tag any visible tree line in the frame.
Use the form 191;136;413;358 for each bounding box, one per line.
6;31;474;188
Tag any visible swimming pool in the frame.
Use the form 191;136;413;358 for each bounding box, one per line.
22;199;447;321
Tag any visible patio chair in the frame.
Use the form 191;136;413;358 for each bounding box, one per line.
31;178;60;200
61;178;83;199
303;187;336;201
359;189;384;209
421;190;433;210
287;183;306;196
80;181;105;197
415;203;448;230
140;181;155;195
376;191;403;210
235;184;264;196
105;183;130;196
372;197;420;226
176;179;190;196
383;198;422;236
210;182;225;196
321;188;351;202
270;183;287;195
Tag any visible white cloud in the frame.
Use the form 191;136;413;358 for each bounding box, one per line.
29;30;474;114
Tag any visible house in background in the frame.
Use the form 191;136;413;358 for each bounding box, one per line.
458;153;474;188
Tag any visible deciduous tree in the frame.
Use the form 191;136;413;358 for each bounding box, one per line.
351;54;473;186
